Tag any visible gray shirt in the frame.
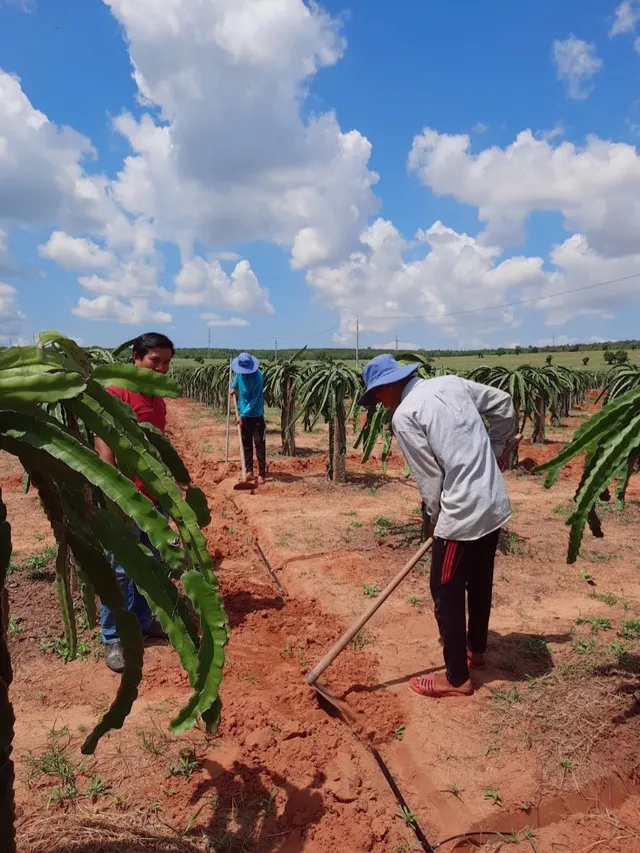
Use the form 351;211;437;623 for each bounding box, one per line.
392;375;515;541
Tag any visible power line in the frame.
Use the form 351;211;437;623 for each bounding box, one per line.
361;271;640;321
273;324;339;341
192;270;640;349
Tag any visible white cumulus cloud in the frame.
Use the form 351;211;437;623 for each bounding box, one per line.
0;70;114;232
375;341;420;351
0;281;26;341
610;1;640;36
552;36;602;100
202;313;250;328
73;295;172;325
408;127;640;256
105;0;379;268
308;218;547;342
174;258;274;313
39;231;113;270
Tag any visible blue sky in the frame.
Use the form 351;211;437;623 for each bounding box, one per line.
1;0;640;351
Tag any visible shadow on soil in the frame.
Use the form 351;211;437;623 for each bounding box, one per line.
345;630;573;697
224;590;285;628
271;446;323;459
189;759;326;852
594;652;640;723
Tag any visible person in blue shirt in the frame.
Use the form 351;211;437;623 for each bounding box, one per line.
231;352;266;484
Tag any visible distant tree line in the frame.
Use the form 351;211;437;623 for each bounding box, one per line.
1;340;632;364
168;340;640;362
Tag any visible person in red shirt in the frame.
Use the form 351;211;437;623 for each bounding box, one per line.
95;332;175;672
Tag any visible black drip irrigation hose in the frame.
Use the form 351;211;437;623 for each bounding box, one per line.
313;684;513;852
433;830;507;850
370;747;507;851
369;746;435;853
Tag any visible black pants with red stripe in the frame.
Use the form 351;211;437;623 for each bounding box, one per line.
240;416;266;477
430;529;500;687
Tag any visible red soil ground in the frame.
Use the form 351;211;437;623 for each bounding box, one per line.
6;398;640;852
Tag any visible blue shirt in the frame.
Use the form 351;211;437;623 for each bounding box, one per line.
232;370;264;418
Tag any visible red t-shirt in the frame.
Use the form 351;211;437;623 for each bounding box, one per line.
106;386;167;498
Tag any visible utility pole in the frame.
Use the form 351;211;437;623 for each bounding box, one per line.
275;338;278;363
355;316;360;370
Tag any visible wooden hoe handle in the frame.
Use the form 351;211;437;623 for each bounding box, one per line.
233;395;247;481
306;537;434;686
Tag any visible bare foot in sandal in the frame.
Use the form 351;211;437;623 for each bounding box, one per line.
410;672;473;698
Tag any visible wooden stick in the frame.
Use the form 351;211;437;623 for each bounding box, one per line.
224;357;232;463
306;537;433;686
255;540;287;597
233;395;247;481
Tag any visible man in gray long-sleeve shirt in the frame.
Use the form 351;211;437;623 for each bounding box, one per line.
358;354;516;699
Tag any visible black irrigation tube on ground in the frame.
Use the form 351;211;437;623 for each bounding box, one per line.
369;744;435;852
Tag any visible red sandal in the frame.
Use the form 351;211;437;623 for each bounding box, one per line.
409;674;474;699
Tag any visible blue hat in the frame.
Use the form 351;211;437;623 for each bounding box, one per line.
232;352;259;374
357;354;420;407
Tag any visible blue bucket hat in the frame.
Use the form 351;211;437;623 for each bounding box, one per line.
232;352;259;374
357;354;420;407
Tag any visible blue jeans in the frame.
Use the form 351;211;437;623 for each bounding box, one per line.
100;524;154;645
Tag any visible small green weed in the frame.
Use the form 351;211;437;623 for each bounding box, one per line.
140;731;168;756
444;784;462;800
394;725;406;741
408;596;423;608
620;619;640;640
519;636;550;658
587;551;617;563
168;752;201;781
352;629;368;651
367;487;379;497
25;545;59;574
25;728;78;805
363;583;380;598
491;687;522;703
589;591;618;606
297;646;311;673
373;515;392;535
40;637;92;661
609;642;627;657
575;616;611;633
86;773;110;802
552;502;573;518
349;521;363;528
8;544;58;577
579;569;595;584
484;789;502;805
499;529;528;556
572;637;596;655
395;806;419;828
8;614;22;635
494;827;537;848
